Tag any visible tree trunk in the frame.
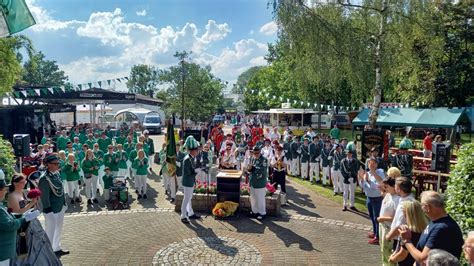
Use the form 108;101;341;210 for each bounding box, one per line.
368;0;388;129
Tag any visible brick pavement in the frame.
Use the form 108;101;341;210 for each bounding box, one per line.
51;133;382;265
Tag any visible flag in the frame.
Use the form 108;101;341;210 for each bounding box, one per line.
98;81;102;87
0;0;36;37
34;89;40;96
88;82;92;89
107;80;111;86
165;120;177;176
47;87;54;94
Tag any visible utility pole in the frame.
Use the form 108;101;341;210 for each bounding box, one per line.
174;51;191;135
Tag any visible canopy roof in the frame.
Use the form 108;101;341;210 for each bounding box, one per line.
352;107;469;128
253;108;317;114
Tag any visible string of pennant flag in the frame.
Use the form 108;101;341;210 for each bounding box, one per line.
10;76;131;99
243;87;412;111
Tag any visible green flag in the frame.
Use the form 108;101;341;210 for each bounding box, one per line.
0;0;36;37
165;120;177;176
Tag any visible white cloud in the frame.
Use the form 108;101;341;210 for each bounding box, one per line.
26;3;267;87
249;30;255;35
136;9;147;16
26;0;83;31
259;21;278;36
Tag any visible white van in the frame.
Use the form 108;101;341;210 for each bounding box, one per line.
143;113;162;134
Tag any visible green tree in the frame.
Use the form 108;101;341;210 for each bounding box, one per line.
22;51;68;86
158;52;225;123
0;38;22;95
126;64;159;96
232;66;264;94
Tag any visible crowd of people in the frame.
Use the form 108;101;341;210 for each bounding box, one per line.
0;119;472;265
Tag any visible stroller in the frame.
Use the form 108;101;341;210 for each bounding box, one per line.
109;177;129;210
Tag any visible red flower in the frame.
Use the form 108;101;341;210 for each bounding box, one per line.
27;188;42;199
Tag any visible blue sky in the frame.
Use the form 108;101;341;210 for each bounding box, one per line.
23;0;278;89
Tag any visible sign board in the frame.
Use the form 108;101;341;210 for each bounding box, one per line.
431;143;451;173
361;130;387;162
281;103;291;109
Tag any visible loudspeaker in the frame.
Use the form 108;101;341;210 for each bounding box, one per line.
13;134;30;157
431;143;451;173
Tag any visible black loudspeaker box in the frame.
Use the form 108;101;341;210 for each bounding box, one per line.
13;134;30;157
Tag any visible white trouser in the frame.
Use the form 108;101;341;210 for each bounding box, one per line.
0;259;10;266
181;186;195;219
135;175;147;195
118;168;128;178
250;187;266;216
301;161;309;179
62;180;69;195
323;166;330;185
84;175;98;199
148;155;154;169
103;188;110;201
164;172;176;199
343;179;356;207
291;157;300;176
126;161;132;179
331;168;343;193
177;176;183;192
310;162;320;182
67;181;80;199
44;206;66;252
79;169;84;179
97;165;105;191
163;170;170;192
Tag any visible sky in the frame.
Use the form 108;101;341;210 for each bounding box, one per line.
22;0;278;91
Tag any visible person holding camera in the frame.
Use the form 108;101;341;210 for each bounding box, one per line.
65;153;81;204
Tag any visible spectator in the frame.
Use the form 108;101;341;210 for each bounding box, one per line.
463;231;474;265
0;170;40;265
378;176;400;266
423;131;434;158
385;176;414;241
329;124;340;142
7;173;38;214
387;130;395;148
426;249;460;266
398;191;464;263
359;158;384;245
389;200;429;265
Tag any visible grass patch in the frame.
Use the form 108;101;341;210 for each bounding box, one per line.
288;176;369;213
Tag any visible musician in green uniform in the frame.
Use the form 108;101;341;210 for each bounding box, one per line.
309;135;322;184
0;170;40;265
97;132;112;153
56;131;68;152
321;140;332;186
248;145;268;221
39;154;69;257
330;144;345;195
390;138;413;178
340;150;359;211
104;145;119;176
116;144;129;178
180;136;201;224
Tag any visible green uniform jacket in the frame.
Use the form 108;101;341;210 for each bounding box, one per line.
65;162;81;181
249;155;268;189
82;158;100;176
72;143;82;152
98;137;112;153
309;143;321;163
132;158;149;175
330;150;345;171
340;158;359;184
182;155;197;187
124;141;135;157
79;133;88;144
129;149;138;163
41;136;48;145
300;144;310;163
104;152;119;171
39;170;66;213
330;128;340;140
145;138;155;155
57;136;68;151
115;136;125;146
94;150;104;166
117;151;128;169
176;151;186;177
102;174;115;189
142;143;150;156
59;159;67;181
85;138;96;149
0;205;25;261
321;148;332;167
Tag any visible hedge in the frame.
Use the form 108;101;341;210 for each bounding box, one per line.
0;136;16;184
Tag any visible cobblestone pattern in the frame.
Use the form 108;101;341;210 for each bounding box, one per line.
152;237;262;265
58;211;380;265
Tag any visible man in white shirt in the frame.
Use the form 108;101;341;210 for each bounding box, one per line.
269;127;281;142
385;176;414;241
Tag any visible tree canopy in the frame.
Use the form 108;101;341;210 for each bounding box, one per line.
22;51;68;86
126;64;159;97
157;51;225;122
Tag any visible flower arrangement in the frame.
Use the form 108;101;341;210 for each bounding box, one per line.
265;182;276;197
193;181;217;194
27;188;42;199
240;183;250;195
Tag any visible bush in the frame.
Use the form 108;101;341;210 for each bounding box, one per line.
445;143;474;236
0;136;16;184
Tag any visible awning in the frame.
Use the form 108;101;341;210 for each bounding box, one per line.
352;107;469;128
252;108;317;114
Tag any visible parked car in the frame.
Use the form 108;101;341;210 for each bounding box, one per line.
143;113;162;134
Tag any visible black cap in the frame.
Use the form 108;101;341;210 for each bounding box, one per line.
44;154;59;164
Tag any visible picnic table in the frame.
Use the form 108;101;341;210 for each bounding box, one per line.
412;169;450;196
